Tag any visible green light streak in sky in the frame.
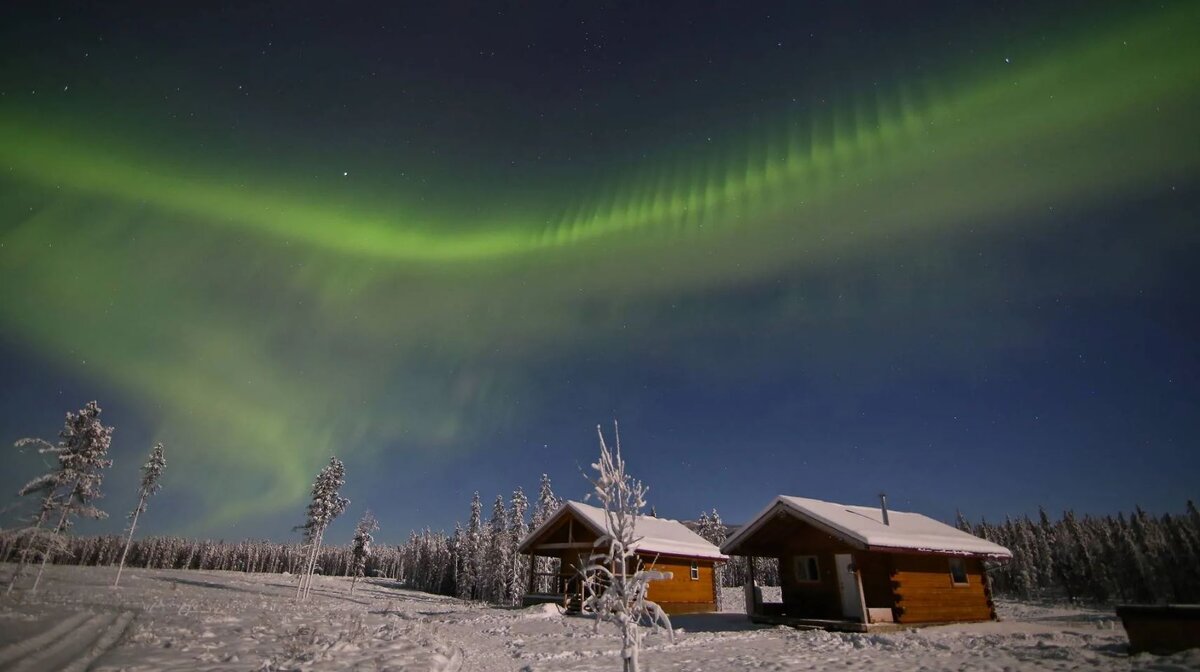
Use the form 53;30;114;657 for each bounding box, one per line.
2;4;1195;266
1;4;1197;529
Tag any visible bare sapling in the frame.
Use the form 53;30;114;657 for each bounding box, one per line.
114;442;166;587
583;421;673;672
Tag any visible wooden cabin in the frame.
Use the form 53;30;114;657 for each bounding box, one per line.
721;496;1012;631
517;500;728;615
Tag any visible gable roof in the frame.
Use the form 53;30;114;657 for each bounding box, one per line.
720;495;1012;559
518;500;728;561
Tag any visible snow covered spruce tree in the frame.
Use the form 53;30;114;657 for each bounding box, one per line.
507;486;529;605
532;474;560;529
528;473;562;593
350;510;379;594
458;492;484;600
114;442;166;588
449;522;465;595
295;456;350;601
484;494;510;603
583;422;673;672
7;401;114;594
697;509;727;606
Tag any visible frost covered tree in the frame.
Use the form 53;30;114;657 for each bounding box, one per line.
532;474;560;529
295;456;350;600
583;422;673;672
449;522;464;595
484;494;510;603
350;510;379;594
7;401;114;594
1034;507;1057;594
529;474;561;593
458;492;484;600
531;474;560;529
697;509;726;546
964;503;1200;604
397;527;455;595
1007;516;1037;598
6;447;63;595
697;509;726;608
508;487;529;605
1165;509;1200;600
114;442;166;588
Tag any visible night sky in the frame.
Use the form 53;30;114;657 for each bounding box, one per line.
1;1;1197;544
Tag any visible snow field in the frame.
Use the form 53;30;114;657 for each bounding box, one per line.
3;564;1199;671
0;605;134;671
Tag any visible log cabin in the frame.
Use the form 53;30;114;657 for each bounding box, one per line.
517;500;728;614
720;495;1012;631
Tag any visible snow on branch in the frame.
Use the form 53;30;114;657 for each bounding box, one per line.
583;421;672;672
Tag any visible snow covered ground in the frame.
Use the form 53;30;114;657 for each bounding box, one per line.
2;564;1197;671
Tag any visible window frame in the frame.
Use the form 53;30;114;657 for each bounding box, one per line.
948;557;970;586
793;555;821;583
690;560;700;580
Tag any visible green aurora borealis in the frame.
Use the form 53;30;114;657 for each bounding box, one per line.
1;3;1198;532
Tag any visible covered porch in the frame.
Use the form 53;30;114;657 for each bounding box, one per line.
520;511;598;612
727;508;899;629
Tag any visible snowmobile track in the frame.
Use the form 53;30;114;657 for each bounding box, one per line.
0;609;134;672
0;610;93;667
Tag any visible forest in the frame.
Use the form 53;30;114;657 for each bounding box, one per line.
5;484;1195;606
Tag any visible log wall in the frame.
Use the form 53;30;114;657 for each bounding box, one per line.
891;555;994;624
641;555;718;614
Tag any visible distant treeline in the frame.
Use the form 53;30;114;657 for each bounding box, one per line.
0;480;778;604
8;498;1191;607
962;502;1200;604
0;532;408;580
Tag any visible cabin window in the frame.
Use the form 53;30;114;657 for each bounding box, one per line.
793;555;820;583
949;557;969;586
690;560;699;580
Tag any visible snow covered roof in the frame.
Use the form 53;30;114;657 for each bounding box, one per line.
518;500;728;561
721;496;1012;559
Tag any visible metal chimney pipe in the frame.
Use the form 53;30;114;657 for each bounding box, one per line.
879;493;890;526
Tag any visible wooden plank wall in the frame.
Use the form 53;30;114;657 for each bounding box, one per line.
779;551;843;618
855;552;896;610
641;556;717;613
892;555;994;623
536;514;597;547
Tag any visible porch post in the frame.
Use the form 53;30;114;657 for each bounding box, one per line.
527;550;537;595
744;556;759;617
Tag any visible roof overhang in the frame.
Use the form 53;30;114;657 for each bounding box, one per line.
518;501;728;561
720;499;858;556
517;503;598;555
721;496;1013;561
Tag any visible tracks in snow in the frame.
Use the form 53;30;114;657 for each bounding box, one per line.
0;609;134;672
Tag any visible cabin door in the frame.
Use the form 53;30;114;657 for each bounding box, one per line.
834;553;866;622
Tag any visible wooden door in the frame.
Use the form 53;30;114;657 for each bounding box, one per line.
835;553;866;622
